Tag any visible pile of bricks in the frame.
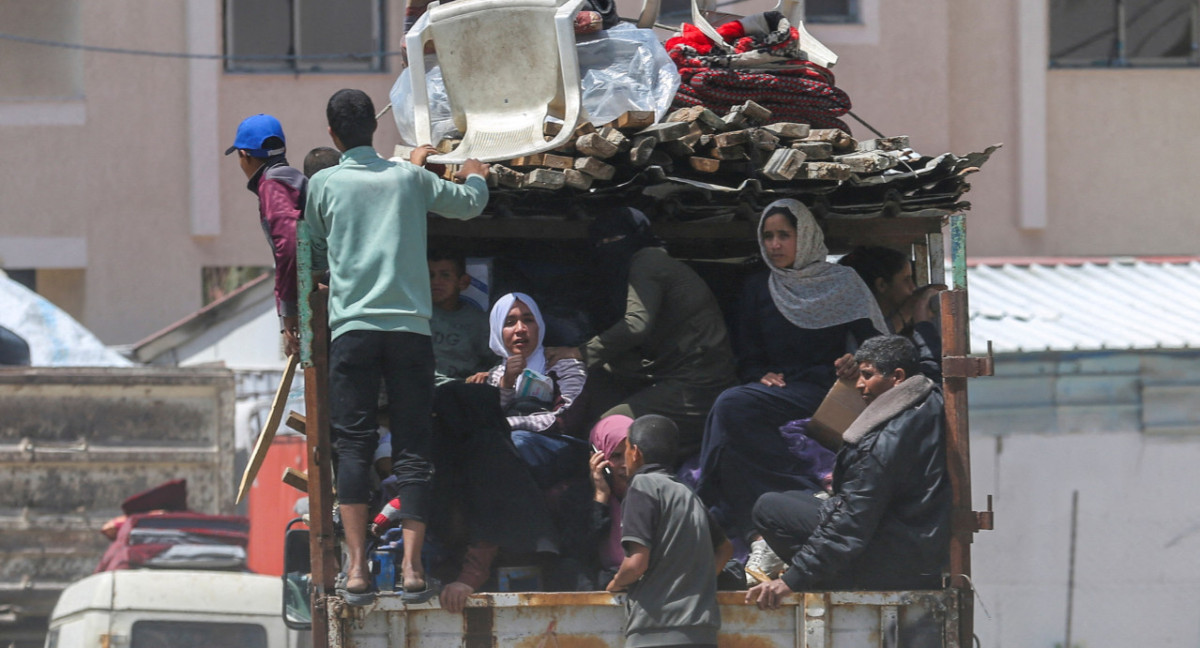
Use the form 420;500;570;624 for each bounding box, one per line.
445;103;912;192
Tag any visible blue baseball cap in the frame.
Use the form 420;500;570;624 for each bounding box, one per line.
225;114;286;157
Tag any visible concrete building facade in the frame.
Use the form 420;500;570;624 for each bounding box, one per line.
2;1;1196;343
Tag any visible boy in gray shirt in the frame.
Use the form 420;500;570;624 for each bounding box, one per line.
428;250;494;383
607;415;733;648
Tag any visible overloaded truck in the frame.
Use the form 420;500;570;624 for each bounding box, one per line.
282;3;1000;646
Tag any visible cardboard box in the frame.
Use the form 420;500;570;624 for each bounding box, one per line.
807;380;866;451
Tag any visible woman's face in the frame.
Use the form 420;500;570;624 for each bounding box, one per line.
762;212;798;269
609;439;630;496
501;300;539;358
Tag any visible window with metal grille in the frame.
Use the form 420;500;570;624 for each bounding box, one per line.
1051;0;1199;67
0;0;82;99
224;0;385;73
807;0;859;23
658;0;860;30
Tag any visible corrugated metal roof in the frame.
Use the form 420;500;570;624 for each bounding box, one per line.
968;258;1200;353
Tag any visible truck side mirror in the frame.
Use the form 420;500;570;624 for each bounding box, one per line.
282;518;312;630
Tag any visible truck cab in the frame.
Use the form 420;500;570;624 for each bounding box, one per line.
45;570;307;648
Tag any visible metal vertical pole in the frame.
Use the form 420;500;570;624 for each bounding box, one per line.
1064;490;1080;648
940;213;974;642
1191;0;1199;65
929;232;946;286
1114;0;1128;65
913;240;930;287
298;221;336;648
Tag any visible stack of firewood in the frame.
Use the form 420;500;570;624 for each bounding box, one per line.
431;101;912;192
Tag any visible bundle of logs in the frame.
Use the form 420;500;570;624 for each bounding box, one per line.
449;101;911;193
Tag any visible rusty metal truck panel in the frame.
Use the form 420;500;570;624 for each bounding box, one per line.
327;590;959;648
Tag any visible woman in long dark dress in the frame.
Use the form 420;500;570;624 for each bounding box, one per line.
696;199;886;575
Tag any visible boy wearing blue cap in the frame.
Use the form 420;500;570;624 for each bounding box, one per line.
225;114;307;357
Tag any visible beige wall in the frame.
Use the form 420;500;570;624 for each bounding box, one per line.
0;0;1195;344
1042;69;1200;255
0;0;408;344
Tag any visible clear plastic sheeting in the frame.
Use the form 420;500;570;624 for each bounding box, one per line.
392;24;679;146
575;23;680;125
392;55;458;148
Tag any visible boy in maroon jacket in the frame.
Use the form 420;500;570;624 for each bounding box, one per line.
226;114;306;356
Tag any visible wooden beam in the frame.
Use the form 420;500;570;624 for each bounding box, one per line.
236;353;298;504
282;467;308;493
286;410;306;435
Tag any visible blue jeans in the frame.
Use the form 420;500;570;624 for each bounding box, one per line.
510;430;587;489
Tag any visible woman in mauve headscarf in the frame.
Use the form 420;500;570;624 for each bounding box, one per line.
696;199;885;579
587;415;633;579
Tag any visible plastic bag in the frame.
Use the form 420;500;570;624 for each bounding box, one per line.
391;23;680;146
391;55;459;147
575;23;680;125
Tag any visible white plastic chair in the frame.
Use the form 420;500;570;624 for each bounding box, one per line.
634;0;661;28
689;0;837;68
406;0;586;164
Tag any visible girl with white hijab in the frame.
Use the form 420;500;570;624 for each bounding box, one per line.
696;199;885;578
480;292;588;488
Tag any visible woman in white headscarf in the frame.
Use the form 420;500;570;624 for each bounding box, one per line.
696;200;885;566
476;292;589;488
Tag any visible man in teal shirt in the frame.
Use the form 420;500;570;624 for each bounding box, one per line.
306;88;489;605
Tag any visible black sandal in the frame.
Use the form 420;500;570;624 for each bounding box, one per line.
337;583;378;606
400;576;442;604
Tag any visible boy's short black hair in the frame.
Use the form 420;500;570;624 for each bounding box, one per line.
303;146;341;178
326;89;377;150
628;415;678;466
427;249;467;277
855;335;919;377
838;246;910;291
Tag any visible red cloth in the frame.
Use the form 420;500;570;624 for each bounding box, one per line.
673;63;852;131
664;12;852;131
121;478;188;515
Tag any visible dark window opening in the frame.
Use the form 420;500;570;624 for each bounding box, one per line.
131;620;267;648
1051;0;1199;67
224;0;386;73
659;0;859;29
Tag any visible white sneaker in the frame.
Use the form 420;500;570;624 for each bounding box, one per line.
744;539;784;586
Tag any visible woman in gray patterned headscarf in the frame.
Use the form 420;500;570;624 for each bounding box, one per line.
696;199;884;579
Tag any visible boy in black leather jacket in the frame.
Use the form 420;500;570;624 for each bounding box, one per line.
746;335;951;607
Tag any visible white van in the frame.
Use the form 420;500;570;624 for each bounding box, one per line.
45;570;308;648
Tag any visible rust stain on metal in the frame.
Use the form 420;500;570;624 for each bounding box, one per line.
463;605;495;648
523;592;619;607
513;634;609;648
717;633;776;648
719;603;771;627
716;591;800;606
